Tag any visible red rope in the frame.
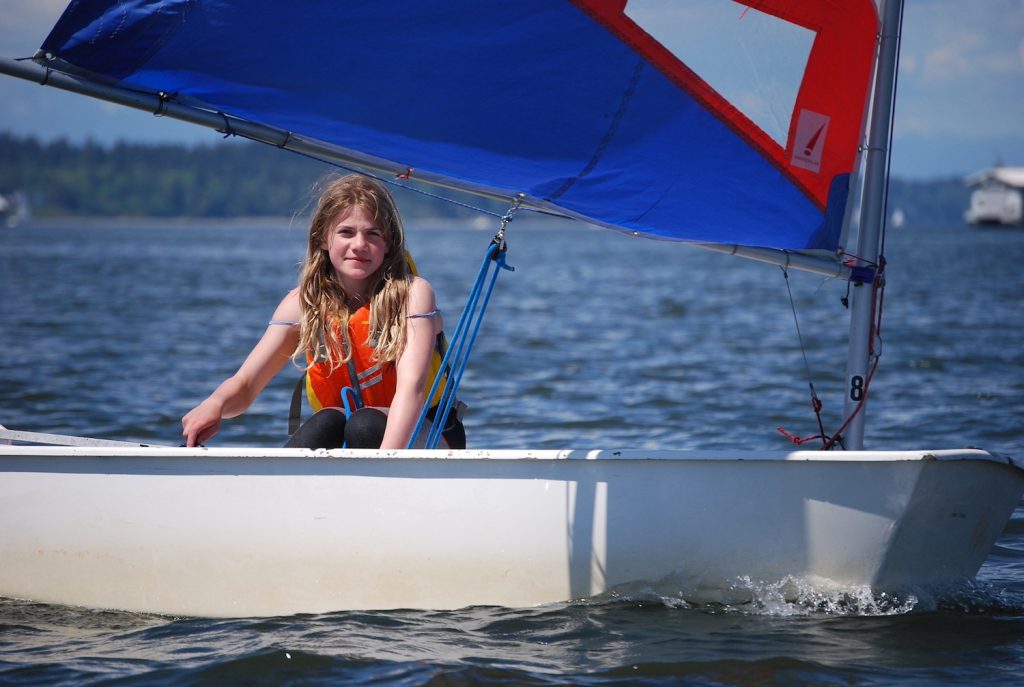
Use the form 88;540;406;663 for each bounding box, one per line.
777;261;886;451
820;265;886;450
776;427;826;445
820;354;880;450
776;394;829;446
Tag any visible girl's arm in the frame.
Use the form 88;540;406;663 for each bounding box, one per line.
379;277;441;449
181;289;302;447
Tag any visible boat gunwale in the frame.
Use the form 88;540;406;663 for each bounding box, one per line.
0;445;1017;468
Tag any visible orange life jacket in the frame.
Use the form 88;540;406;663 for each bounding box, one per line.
305;302;448;412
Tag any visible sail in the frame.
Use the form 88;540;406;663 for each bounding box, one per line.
38;0;877;251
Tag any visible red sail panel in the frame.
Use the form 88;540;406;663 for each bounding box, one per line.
574;0;878;210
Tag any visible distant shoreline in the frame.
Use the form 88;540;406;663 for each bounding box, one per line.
23;215;303;230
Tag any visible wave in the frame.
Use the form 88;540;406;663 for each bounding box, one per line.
584;573;1024;617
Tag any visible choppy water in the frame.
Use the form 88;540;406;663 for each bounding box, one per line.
1;214;1023;685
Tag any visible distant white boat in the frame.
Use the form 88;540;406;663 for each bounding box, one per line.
890;207;905;228
964;167;1024;226
0;190;30;228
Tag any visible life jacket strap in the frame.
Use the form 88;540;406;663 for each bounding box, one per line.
288;373;305;436
345;356;365;409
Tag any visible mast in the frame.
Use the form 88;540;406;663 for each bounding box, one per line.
842;0;904;449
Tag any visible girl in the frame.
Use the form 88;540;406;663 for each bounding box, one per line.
182;174;465;449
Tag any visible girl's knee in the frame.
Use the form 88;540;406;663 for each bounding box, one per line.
345;408;388;448
285;407;347;449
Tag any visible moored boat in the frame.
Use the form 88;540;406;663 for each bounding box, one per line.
964;166;1024;226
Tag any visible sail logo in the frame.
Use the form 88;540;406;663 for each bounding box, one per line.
791;109;830;173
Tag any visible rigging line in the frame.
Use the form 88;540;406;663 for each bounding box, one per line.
780;265;829;446
217;111;235;138
139;86;523;220
410;230;515;450
248;132;514;219
838;251;880;269
780;266;814;385
821;355;880;451
426;199;520;439
825;5;902;451
154;91;176;118
822;266;886;451
363;167;509;219
877;0;905;259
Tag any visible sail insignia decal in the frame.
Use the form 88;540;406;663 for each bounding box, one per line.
791;110;830;173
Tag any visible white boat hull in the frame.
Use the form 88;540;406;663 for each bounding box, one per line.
1;446;1021;617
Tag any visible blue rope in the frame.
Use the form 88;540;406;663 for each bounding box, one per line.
340;386;360;418
409;239;514;448
338;386;363;449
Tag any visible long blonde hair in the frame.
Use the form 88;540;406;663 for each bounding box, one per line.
295;174;412;371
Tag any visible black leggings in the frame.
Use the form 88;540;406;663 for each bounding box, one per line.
285;407;466;449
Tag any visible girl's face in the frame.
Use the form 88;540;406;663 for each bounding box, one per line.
323;204;389;295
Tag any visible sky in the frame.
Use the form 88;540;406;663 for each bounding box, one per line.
1;0;1022;180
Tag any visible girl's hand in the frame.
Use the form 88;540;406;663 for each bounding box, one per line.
180;289;301;447
182;398;225;447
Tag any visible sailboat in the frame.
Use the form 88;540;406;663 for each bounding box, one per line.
2;0;1021;617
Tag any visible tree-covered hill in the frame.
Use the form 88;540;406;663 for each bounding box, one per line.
1;133;327;217
0;133;494;220
1;133;971;226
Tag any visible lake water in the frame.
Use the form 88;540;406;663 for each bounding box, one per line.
1;215;1022;685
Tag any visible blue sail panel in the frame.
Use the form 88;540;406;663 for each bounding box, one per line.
40;0;877;251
